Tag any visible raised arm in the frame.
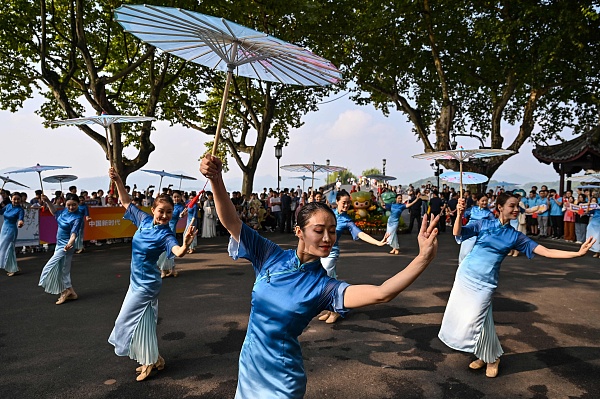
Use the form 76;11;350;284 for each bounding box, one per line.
534;237;595;258
200;154;242;241
108;168;131;209
343;214;439;308
453;198;466;236
41;195;57;215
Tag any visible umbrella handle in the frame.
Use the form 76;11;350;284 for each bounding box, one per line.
459;161;463;198
38;171;44;195
211;69;233;156
104;126;113;167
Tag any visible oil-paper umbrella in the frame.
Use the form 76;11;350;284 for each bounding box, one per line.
567;174;600;183
114;4;341;155
51;114;156;167
141;169;197;191
6;164;71;193
288;175;311;192
0;176;30;190
440;171;489;185
42;174;78;192
280;163;346;193
364;174;397;182
412;148;513;196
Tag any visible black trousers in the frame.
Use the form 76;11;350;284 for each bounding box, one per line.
407;212;422;233
550;215;563;238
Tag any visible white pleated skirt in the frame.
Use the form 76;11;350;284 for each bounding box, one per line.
109;285;159;366
458;236;476;264
439;274;503;363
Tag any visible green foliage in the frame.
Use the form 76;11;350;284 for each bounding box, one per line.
0;0;336;189
362;168;382;177
310;0;600;176
331;169;357;185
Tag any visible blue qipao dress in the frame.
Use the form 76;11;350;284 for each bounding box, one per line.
0;204;25;273
439;218;538;363
458;206;494;264
386;203;406;251
320;209;362;278
230;224;349;399
109;204;178;365
39;209;83;294
585;208;600;253
74;203;89;251
157;202;185;273
185;201;198;251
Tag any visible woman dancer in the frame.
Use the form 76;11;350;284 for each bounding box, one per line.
38;193;84;304
383;194;418;255
201;191;217;238
585;197;600;257
0;192;25;276
439;193;594;378
158;191;186;278
74;196;91;254
184;193;199;253
200;154;439;398
458;194;493;264
319;189;386;323
107;168;196;381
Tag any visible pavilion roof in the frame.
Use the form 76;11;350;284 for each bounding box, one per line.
532;126;600;164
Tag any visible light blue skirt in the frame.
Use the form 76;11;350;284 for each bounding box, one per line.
39;245;74;294
0;224;19;272
109;285;159;365
74;225;85;251
586;220;600;253
439;274;503;363
386;221;400;250
157;251;175;271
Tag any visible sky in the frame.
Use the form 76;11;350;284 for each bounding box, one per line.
1;92;566;198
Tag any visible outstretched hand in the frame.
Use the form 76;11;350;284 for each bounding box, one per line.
184;218;198;245
200;154;223;180
417;213;439;262
578;236;595;255
382;232;391;244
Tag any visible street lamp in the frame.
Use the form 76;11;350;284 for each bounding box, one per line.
326;159;330;186
451;132;487;149
382;159;386;176
431;161;443;189
275;144;283;190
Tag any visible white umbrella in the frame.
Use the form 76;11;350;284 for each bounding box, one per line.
141;169;197;191
0;176;30;190
280;163;346;192
7;164;71;193
440;171;489;184
51;114;156;167
567;174;600;183
114;5;341;155
413;148;514;196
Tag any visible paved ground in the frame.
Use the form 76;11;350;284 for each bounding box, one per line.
0;230;599;399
